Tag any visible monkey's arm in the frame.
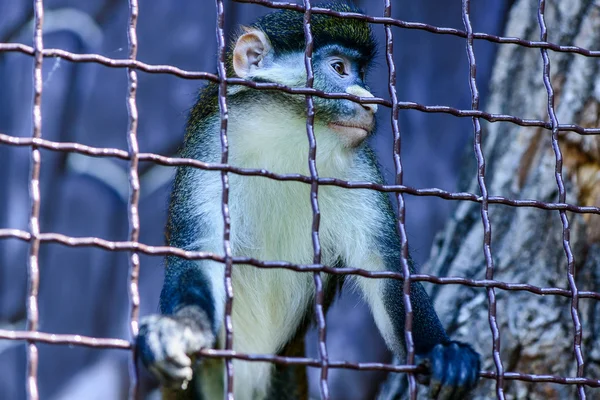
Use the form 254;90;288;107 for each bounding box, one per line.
137;257;225;389
136;168;225;389
354;196;480;399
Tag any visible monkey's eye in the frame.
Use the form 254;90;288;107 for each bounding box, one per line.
331;60;348;76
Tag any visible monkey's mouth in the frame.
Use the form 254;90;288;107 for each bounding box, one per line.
328;121;372;132
328;121;373;147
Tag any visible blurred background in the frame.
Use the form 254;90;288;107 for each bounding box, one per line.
0;0;510;398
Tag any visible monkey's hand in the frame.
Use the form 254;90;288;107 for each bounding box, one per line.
136;307;215;390
414;341;480;400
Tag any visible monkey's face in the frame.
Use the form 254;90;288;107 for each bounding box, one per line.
312;44;377;148
231;28;377;148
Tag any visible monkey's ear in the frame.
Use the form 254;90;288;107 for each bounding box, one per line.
233;27;272;78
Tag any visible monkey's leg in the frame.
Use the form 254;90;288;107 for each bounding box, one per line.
265;332;309;400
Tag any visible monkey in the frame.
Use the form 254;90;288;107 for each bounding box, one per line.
136;2;481;399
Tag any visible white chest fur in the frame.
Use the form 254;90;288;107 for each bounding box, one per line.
194;107;385;399
225;107;383;348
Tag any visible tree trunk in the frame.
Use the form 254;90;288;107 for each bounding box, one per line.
380;0;600;399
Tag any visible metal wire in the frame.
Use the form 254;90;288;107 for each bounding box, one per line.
4;44;600;135
462;1;505;398
383;0;417;398
1;0;600;399
25;1;44;399
537;1;585;398
215;0;236;397
125;0;141;398
301;1;330;398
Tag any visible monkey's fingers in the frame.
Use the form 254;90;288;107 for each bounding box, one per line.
416;341;480;400
149;363;193;390
137;314;211;390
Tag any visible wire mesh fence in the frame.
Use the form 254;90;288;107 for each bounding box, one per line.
1;0;600;399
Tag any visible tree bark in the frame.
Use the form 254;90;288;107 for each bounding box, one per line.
379;0;600;399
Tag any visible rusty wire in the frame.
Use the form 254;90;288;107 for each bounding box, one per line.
2;0;600;399
383;1;417;398
301;1;331;398
537;1;585;398
5;49;600;135
25;1;43;399
215;0;236;397
125;0;141;398
462;1;505;398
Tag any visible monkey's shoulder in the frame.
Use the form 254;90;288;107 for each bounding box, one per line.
185;83;220;144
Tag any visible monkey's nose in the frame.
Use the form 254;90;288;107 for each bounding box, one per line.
346;85;378;114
